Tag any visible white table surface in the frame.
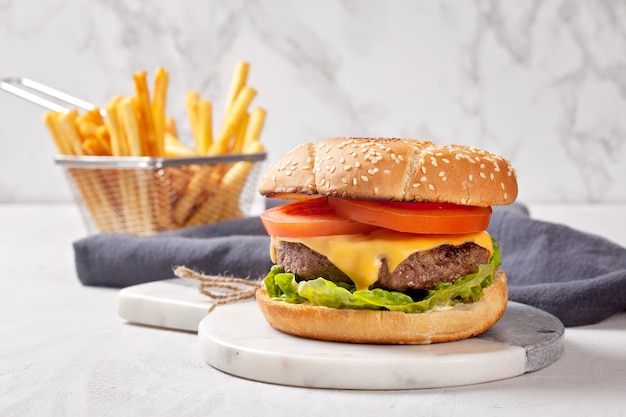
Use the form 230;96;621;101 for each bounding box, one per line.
1;203;625;416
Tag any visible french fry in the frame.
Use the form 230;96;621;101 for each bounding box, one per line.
185;91;201;150
197;99;213;154
105;97;127;156
172;165;220;226
133;71;158;156
79;126;111;156
56;110;84;155
151;67;168;157
96;168;125;231
243;140;264;155
82;137;108;155
165;116;178;137
229;112;249;154
150;67;172;228
210;86;256;155
96;125;110;145
151;68;173;230
85;107;104;126
135;178;156;233
43;112;72;154
76;115;99;139
164;132;196;156
118;97;143;156
185;160;253;227
67;168;108;230
223;61;249;121
242;107;266;153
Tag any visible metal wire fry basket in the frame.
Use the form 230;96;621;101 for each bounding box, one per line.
56;153;266;235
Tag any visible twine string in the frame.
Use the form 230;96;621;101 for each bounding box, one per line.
174;266;262;313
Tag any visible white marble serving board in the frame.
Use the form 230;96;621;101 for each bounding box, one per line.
117;278;215;332
118;278;564;389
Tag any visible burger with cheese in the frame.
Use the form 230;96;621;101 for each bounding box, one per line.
255;137;517;344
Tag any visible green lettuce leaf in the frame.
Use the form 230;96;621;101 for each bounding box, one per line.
262;238;502;314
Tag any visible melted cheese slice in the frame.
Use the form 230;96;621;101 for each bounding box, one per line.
272;230;493;291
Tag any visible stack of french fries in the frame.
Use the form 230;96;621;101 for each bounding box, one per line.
43;62;266;235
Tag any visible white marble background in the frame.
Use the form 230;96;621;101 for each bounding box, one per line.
1;0;625;204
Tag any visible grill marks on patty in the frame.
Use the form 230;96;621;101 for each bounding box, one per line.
274;241;490;291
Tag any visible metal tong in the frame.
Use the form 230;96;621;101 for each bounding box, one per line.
0;77;100;114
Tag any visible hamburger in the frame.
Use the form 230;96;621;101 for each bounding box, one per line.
255;137;517;344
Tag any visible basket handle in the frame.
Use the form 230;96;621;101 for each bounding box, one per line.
0;77;100;114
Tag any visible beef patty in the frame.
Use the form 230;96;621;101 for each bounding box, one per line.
274;240;490;291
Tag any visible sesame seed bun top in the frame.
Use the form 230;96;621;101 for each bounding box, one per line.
258;137;518;207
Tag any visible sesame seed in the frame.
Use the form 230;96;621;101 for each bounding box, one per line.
480;172;487;179
420;176;427;182
353;178;358;186
428;184;435;191
441;158;450;164
355;161;361;168
469;174;473;182
439;171;445;177
344;165;352;171
285;171;292;176
340;157;345;164
412;183;420;188
342;178;347;184
374;187;379;194
421;166;427;174
361;175;368;182
490;173;495;180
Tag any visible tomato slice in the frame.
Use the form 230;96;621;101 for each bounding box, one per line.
327;198;492;235
260;197;380;237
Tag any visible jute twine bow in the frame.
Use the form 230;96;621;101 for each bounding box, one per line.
174;266;262;313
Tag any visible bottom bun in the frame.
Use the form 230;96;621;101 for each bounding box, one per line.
255;270;508;344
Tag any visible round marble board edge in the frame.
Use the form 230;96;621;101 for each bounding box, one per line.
198;300;564;390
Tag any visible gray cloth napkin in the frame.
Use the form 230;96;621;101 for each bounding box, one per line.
73;203;626;327
487;204;626;326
